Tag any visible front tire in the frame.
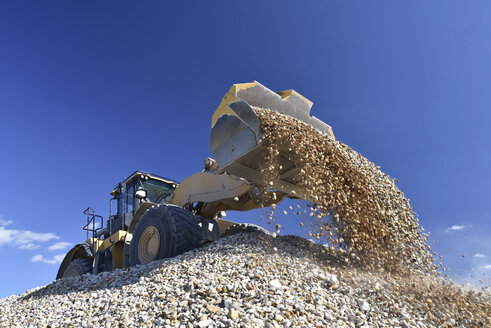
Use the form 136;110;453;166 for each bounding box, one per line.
129;205;201;266
62;258;93;278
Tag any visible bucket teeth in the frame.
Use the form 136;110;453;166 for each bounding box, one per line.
226;81;334;139
231;81;313;116
276;89;313;113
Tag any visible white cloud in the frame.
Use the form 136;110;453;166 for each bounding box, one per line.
19;243;41;250
30;254;43;262
0;216;13;226
477;264;491;270
30;254;64;265
46;242;71;251
31;254;56;264
473;253;488;258
444;225;466;232
0;226;59;250
53;254;66;263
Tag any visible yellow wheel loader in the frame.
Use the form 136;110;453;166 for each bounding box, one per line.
57;81;335;279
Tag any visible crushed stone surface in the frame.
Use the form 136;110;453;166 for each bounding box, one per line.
1;231;489;328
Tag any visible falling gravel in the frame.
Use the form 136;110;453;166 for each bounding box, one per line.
254;107;435;275
1;231;489;327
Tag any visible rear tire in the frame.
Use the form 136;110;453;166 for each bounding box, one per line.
62;258;93;278
129;205;201;266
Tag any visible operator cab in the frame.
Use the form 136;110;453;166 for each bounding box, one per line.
107;171;178;236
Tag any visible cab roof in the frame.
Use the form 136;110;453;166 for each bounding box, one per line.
110;171;179;196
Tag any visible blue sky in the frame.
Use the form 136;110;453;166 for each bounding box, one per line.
0;1;490;297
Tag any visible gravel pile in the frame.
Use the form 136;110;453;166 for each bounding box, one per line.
1;231;489;328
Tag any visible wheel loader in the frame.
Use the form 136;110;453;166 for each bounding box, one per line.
57;81;335;279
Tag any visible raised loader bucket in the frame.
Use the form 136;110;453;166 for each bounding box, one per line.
210;81;335;200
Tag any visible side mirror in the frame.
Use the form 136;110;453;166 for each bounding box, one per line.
135;189;147;200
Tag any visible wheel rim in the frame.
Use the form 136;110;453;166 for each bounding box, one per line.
138;225;160;264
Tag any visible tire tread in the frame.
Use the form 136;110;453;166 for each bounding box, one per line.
164;205;202;256
62;258;93;278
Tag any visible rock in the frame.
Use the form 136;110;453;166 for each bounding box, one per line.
206;303;219;313
324;273;338;287
268;279;282;289
228;309;239;319
359;300;370;312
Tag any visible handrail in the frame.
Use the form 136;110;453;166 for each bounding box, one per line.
82;207;104;252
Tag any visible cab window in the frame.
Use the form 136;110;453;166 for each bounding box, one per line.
125;184;134;213
141;179;175;203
